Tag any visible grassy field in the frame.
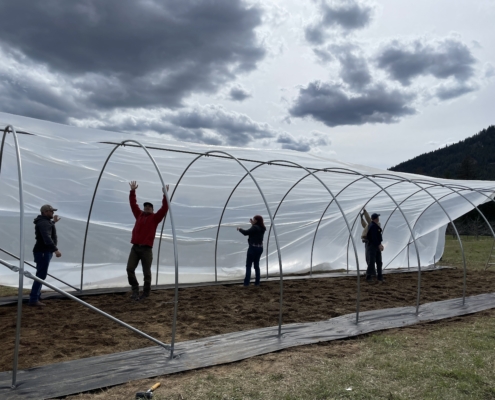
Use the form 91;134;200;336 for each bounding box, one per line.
438;235;494;270
65;237;495;400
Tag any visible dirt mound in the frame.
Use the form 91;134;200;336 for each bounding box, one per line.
1;269;494;372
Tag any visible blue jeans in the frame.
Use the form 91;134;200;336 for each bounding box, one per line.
29;252;53;303
244;246;263;286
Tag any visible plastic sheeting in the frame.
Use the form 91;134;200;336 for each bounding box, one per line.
1;292;494;400
0;112;494;291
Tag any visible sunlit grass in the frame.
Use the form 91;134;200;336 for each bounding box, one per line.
439;235;494;270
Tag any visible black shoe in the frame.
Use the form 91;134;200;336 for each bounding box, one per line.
130;290;140;300
139;292;150;300
29;301;46;307
377;278;386;284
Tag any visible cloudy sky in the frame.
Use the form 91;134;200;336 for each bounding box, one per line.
0;0;493;169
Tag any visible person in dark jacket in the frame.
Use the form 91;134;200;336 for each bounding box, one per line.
237;215;266;287
127;181;169;300
366;213;385;284
29;204;62;307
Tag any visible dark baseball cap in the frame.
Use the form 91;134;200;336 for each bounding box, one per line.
371;213;380;220
40;204;57;212
143;202;154;209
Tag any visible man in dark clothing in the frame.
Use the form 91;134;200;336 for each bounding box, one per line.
127;181;169;300
30;204;62;307
366;213;384;284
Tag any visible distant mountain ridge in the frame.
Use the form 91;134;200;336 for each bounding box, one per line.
389;125;495;180
389;125;495;230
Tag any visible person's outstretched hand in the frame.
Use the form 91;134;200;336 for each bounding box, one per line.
162;185;169;194
129;181;138;190
53;215;61;223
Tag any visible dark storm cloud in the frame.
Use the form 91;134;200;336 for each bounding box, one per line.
276;132;330;152
168;105;275;146
331;44;371;89
376;38;477;87
305;0;374;44
0;0;265;110
289;81;416;127
229;85;252;102
87;105;276;147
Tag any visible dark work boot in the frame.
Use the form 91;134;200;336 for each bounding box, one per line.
130;287;140;301
139;291;150;301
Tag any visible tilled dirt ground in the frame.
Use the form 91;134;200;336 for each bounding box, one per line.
1;268;494;372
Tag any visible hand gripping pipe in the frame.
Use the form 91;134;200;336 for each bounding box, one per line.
81;140;180;358
342;179;412;273
1;126;26;389
155;153;204;286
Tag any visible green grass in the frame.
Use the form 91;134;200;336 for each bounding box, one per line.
146;313;495;400
439;235;494;270
0;285;30;297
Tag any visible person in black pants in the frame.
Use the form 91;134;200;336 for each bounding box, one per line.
366;213;385;284
237;215;266;287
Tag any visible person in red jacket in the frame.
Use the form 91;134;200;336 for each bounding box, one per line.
127;180;169;300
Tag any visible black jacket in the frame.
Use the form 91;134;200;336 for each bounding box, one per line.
239;224;265;246
366;221;382;248
33;215;58;253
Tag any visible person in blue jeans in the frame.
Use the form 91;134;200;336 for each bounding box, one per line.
237;215;266;287
29;204;62;307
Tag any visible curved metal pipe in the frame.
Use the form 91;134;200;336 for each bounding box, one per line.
203;152;285;336
0;247;79;292
213;163;266;282
256;162;363;323
81;140;180;358
374;174;468;304
155;153;204;286
2;126;26;389
266;171;315;278
340;182;410;273
308;168;423;313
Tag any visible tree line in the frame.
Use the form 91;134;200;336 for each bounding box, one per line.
389;125;495;234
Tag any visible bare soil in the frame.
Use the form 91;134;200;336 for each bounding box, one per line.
0;268;494;373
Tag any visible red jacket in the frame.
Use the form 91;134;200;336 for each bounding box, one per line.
129;190;169;247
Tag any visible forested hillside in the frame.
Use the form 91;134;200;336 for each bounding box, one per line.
389;125;495;235
390;125;495;180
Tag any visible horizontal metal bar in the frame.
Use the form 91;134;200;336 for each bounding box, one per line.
1;128;34;136
0;258;19;272
0;259;171;351
0;247;80;292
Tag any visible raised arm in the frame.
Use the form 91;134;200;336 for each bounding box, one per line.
363;209;371;224
154;185;170;223
129;181;141;219
360;213;367;228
